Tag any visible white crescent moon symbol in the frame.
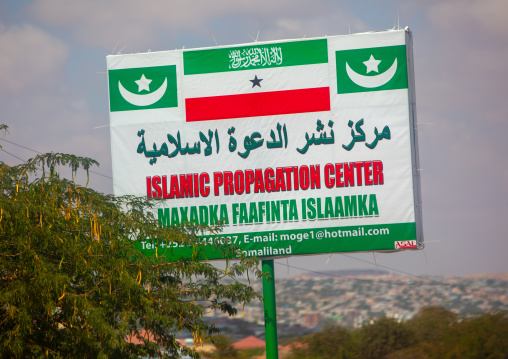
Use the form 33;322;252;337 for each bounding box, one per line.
118;77;167;107
345;58;397;88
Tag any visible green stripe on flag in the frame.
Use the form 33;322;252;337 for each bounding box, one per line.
183;38;328;75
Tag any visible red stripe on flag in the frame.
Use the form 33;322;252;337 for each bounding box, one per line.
185;87;330;122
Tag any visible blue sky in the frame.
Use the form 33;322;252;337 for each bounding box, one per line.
1;0;507;278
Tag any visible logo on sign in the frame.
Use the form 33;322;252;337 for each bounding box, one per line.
335;45;408;94
394;240;417;249
108;65;178;112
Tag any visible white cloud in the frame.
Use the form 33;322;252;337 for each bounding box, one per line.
29;0;359;50
268;15;367;41
0;23;68;93
411;0;508;125
428;0;508;37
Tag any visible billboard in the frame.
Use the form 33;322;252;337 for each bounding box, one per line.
107;28;423;260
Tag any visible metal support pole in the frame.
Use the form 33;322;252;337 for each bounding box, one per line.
262;259;279;359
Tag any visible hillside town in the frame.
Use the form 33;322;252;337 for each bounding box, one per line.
203;271;508;340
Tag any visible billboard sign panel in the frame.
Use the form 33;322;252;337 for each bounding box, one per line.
107;29;423;260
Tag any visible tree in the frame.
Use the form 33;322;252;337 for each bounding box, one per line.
425;312;508;359
0;142;262;358
207;335;239;359
358;317;417;359
407;306;457;343
289;325;356;359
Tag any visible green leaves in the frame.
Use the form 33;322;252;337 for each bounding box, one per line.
288;308;508;359
0;149;262;358
25;152;100;185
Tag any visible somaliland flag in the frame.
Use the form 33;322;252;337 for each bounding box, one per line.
183;39;330;122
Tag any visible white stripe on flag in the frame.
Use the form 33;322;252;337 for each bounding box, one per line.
183;63;329;99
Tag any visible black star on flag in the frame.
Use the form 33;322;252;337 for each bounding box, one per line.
250;75;263;88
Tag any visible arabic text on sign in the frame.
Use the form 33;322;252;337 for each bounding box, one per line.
229;47;283;69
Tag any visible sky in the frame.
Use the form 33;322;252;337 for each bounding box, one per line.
1;0;507;278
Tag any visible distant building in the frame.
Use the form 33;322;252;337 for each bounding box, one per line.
232;335;266;349
303;313;320;327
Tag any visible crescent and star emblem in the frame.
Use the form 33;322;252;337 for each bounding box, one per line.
346;54;397;88
118;74;167;107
